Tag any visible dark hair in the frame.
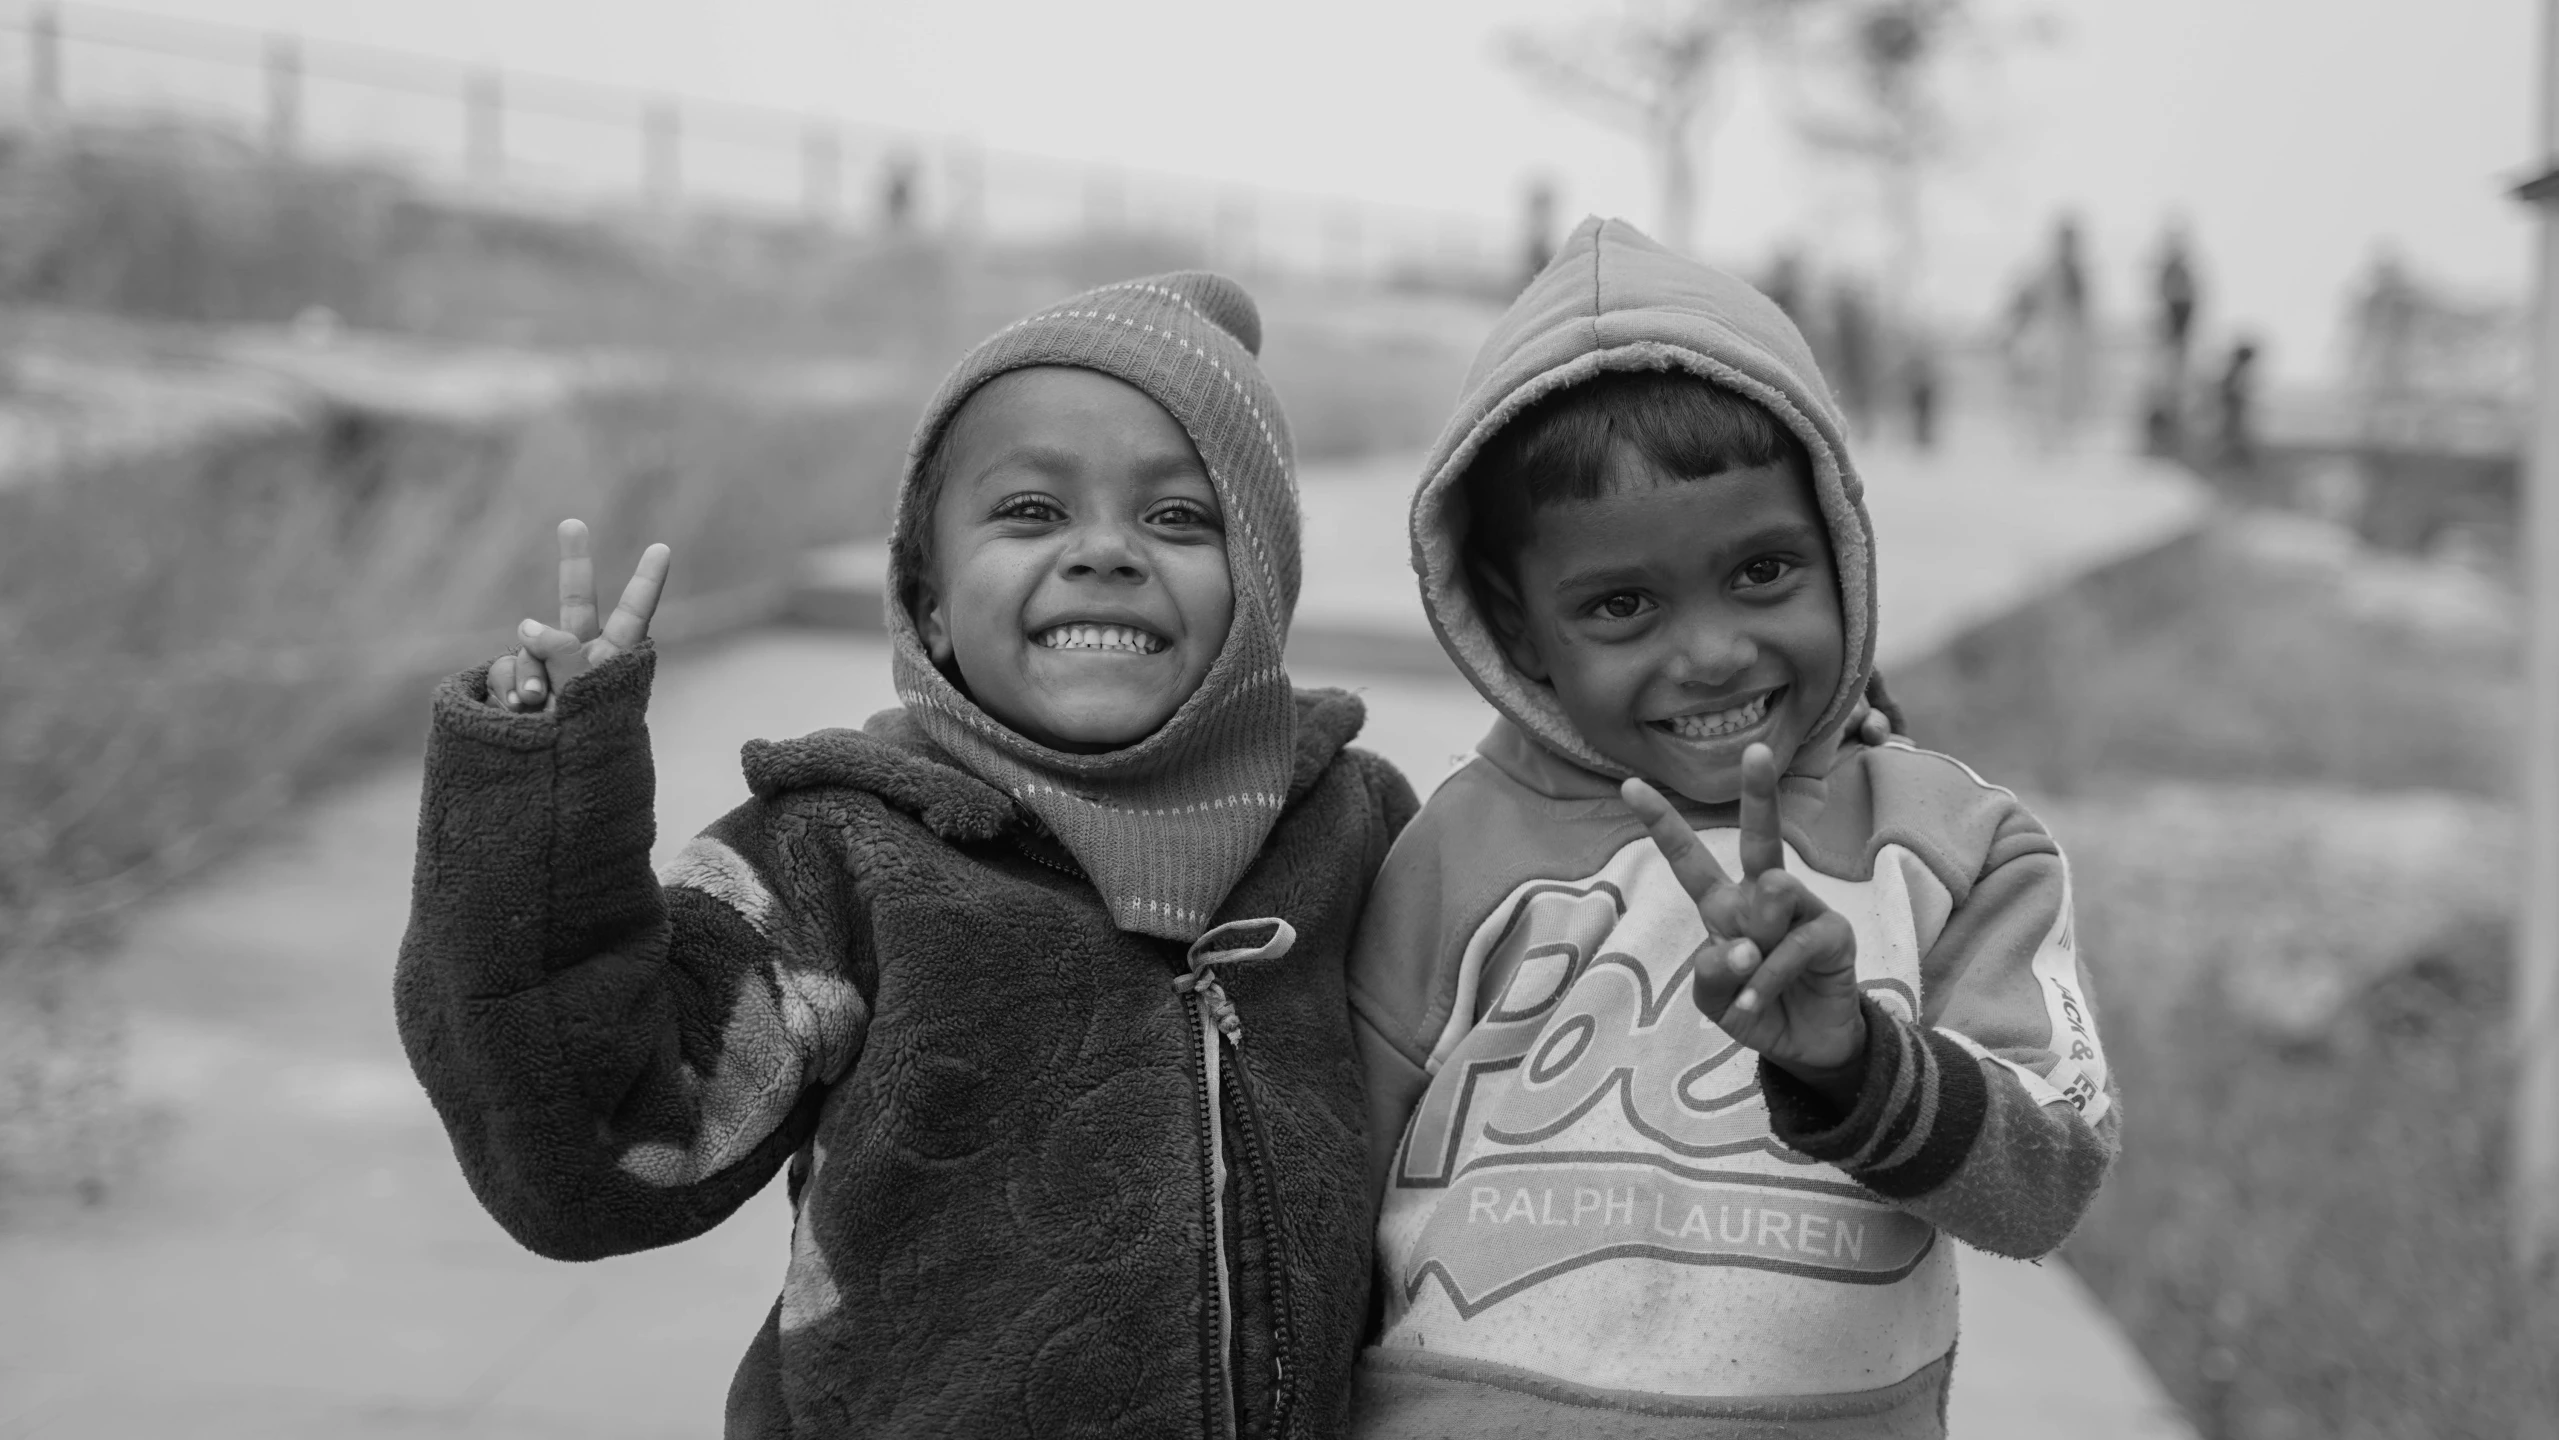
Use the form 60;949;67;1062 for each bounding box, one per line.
1460;367;1809;585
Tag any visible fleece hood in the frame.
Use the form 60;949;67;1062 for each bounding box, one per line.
1409;215;1878;783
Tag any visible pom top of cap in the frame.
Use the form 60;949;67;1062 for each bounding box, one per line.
1160;271;1262;357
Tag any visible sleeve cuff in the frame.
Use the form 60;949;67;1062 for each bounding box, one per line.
1761;995;1990;1200
430;644;657;753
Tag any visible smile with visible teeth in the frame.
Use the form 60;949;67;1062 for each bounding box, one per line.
1034;623;1168;655
1654;691;1774;741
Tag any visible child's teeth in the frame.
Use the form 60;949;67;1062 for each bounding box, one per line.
1039;624;1163;654
1664;693;1769;740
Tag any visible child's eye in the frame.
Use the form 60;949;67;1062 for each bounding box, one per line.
1737;556;1797;589
993;495;1064;523
1594;592;1652;621
1148;500;1221;530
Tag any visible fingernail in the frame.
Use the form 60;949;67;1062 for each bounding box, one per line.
1728;940;1760;975
1732;989;1759;1013
519;618;542;639
523;675;542;694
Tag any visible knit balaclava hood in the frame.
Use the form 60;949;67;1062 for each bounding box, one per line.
885;271;1302;942
1411;216;1878;785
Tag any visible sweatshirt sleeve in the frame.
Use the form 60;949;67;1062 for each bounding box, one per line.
1759;806;2118;1259
393;646;870;1263
1345;800;1465;1213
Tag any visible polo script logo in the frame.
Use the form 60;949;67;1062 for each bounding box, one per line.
1394;866;1932;1316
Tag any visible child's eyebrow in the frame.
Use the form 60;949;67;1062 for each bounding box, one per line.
1549;520;1826;594
1550;562;1654;595
1723;519;1828;553
971;446;1209;486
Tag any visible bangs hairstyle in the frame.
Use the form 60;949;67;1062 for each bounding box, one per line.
1460;367;1809;582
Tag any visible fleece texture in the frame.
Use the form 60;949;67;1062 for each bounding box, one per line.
1344;218;2120;1438
886;270;1303;941
1409;216;1877;784
395;646;1417;1439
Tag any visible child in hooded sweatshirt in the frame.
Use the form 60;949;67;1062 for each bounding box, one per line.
395;271;1418;1440
1345;219;2119;1439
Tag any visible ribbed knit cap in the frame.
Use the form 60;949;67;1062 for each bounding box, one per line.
884;272;1302;941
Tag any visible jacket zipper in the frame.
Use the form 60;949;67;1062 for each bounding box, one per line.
1178;920;1301;1440
1221;1043;1297;1437
1193;993;1242;1439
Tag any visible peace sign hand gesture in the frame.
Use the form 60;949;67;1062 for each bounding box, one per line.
491;520;673;715
1621;743;1869;1110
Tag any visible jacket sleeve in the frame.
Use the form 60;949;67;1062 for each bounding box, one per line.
1759;807;2118;1258
394;646;870;1263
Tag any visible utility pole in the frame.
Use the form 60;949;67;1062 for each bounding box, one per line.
2512;0;2559;1282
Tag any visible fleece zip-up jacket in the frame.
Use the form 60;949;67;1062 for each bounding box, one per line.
394;647;1417;1439
1344;218;2121;1439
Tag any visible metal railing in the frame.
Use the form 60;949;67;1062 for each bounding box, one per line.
0;0;1514;287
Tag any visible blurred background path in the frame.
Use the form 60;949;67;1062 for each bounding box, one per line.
8;0;2556;1431
0;433;2204;1440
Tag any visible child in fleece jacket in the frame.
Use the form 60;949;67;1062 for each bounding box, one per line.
397;272;1417;1439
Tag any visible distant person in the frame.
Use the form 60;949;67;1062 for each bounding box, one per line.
1904;335;1943;451
2155;223;2200;371
1521;177;1559;287
1761;245;1809;330
396;273;1422;1438
1828;278;1878;436
881;149;919;232
2347;247;2423;448
1348;217;2117;1440
2046;214;2096;446
2218;334;2262;471
2146;223;2202;452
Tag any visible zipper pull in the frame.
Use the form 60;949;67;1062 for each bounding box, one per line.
1177;970;1246;1045
1176;918;1298;1049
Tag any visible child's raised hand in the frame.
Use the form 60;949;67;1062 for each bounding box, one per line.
1621;744;1867;1106
490;520;672;714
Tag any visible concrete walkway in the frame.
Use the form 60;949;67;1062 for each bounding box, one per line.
0;436;2202;1439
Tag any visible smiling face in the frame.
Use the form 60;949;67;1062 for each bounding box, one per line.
915;366;1235;754
1486;444;1845;804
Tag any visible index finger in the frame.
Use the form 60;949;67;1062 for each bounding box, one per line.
557;519;598;642
1621;777;1735;906
1738;743;1785;880
597;543;672;653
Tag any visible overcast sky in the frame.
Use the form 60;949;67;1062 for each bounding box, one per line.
44;0;2543;380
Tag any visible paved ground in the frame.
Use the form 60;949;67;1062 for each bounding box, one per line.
0;432;2204;1439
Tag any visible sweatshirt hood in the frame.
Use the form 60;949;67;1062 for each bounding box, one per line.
1409;215;1878;783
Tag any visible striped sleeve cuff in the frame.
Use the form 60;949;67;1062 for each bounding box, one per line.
1760;996;1990;1200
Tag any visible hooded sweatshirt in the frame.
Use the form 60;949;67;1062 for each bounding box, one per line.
1344;218;2120;1439
395;274;1420;1439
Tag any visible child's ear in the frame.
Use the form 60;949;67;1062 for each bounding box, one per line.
914;574;956;669
1470;559;1550;683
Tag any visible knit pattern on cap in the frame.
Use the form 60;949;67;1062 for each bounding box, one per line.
885;271;1302;941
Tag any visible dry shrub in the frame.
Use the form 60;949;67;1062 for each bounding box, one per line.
0;380;908;968
0;378;907;1198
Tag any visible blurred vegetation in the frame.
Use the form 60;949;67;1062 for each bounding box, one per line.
1897;512;2553;1435
0;386;909;973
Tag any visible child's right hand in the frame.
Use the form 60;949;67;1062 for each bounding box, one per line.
1621;747;1868;1109
491;519;672;714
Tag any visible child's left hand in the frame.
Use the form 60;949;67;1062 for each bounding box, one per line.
1622;744;1868;1110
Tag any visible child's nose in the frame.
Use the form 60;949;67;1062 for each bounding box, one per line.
1060;519;1149;583
1666;626;1756;686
